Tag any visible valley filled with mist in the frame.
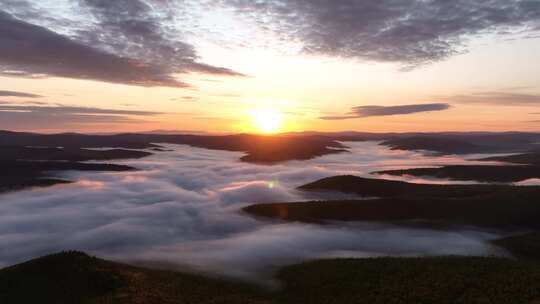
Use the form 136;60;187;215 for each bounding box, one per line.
3;135;537;279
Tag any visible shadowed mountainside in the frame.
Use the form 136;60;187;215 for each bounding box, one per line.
244;175;540;228
277;257;540;304
479;151;540;165
3;130;540;163
376;150;540;183
0;130;347;163
298;175;516;197
0;160;136;194
379;133;540;154
376;165;540;183
0;131;348;194
493;233;540;261
381;136;482;154
0;251;270;304
3;252;540;304
0;146;151;162
243;195;540;228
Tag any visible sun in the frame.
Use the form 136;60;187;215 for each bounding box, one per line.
249;108;283;134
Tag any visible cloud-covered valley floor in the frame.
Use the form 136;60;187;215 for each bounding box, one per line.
0;142;510;280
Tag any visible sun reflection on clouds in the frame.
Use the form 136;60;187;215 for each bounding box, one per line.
75;179;105;189
220;180;278;192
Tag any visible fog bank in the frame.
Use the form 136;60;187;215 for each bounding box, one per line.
0;142;507;279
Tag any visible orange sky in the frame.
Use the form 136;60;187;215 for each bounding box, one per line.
1;1;540;134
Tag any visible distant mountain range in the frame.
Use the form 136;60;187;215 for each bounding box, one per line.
1;129;539;194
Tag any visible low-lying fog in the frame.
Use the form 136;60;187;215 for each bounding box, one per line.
0;141;510;280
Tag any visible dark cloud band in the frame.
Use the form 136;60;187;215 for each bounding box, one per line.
320;103;451;120
0;6;244;88
0;90;41;98
224;0;540;68
0;104;162;129
442;92;540;106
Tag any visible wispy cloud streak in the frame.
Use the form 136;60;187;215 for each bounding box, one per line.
320;103;451;120
0;90;41;98
443;92;540;106
0;104;162;129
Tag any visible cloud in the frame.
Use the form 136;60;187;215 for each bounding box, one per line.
223;0;540;68
0;5;244;88
0;105;162;116
0;90;41;98
0;11;189;87
443;92;540;106
0;104;162;129
75;0;245;77
0;142;503;280
5;1;538;77
6;1;537;78
320;103;451;120
171;96;198;102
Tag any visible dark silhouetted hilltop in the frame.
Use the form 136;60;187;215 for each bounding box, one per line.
0;146;151;162
244;175;540;228
493;233;540;260
0;251;270;304
376;165;540;183
298;175;509;198
0;161;136;194
379;133;540;154
0;130;347;163
479;151;540;165
4;252;540;303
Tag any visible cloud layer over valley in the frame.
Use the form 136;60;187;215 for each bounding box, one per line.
0;142;507;280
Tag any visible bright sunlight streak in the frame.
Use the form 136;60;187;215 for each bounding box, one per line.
249;108;283;134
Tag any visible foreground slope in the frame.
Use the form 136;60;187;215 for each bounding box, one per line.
3;252;540;303
0;251;271;304
278;257;540;304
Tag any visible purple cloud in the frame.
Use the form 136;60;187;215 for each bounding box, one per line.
320;103;451;120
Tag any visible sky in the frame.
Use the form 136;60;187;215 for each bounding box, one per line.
1;0;540;133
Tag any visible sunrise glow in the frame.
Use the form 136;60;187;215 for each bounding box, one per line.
250;108;283;134
3;2;540;301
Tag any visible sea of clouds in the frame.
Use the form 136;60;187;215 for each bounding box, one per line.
0;141;510;281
